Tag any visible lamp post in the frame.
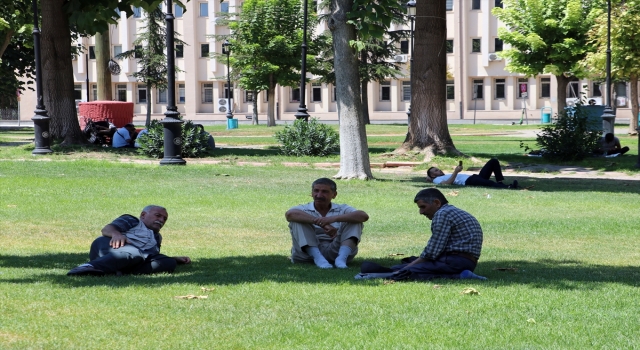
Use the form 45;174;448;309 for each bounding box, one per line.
31;0;52;155
294;0;309;120
222;40;233;120
405;0;416;123
601;0;615;135
160;0;186;165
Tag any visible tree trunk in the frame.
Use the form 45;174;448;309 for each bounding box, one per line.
329;0;372;180
398;0;458;160
252;90;259;125
0;30;15;58
95;31;112;101
555;74;569;114
629;74;638;135
267;75;276;126
41;0;84;144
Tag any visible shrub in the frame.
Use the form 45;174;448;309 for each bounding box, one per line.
274;118;339;156
137;120;212;158
521;106;602;161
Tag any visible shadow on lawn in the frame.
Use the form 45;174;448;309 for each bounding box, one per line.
2;253;638;289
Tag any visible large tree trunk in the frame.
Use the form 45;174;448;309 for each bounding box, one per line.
0;30;15;58
95;31;112;101
629;74;638;135
329;0;372;180
398;0;457;161
555;74;569;114
252;91;259;125
41;0;85;144
266;75;276;126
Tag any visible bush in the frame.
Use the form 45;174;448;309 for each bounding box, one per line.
521;106;602;161
137;120;212;158
274;118;339;156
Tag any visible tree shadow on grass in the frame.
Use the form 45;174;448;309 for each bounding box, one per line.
1;253;638;290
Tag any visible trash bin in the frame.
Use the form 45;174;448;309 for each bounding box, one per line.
579;105;606;132
541;107;552;123
227;118;238;129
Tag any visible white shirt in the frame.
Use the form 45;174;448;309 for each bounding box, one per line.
433;174;471;186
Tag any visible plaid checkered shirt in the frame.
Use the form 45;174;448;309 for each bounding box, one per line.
420;204;483;260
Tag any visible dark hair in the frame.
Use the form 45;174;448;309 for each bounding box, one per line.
312;178;337;192
426;167;437;179
414;188;448;205
604;133;614;143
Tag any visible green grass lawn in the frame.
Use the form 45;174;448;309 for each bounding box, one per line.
0;124;639;349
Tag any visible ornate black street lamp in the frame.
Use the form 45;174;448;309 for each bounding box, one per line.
160;0;186;165
406;0;416;122
222;40;233;119
601;0;615;135
294;0;309;121
31;0;52;155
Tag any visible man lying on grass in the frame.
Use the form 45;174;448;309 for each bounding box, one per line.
356;188;487;281
68;205;191;276
426;158;518;189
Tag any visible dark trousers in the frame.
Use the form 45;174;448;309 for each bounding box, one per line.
88;236;177;275
465;158;507;188
390;254;477;280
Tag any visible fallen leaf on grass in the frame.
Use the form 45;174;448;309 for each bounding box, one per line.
388;253;405;256
7;205;16;207
383;280;396;285
493;267;518;272
447;191;460;196
527;318;536;324
461;288;480;295
201;287;216;292
484;193;491;199
174;295;208;299
433;285;442;289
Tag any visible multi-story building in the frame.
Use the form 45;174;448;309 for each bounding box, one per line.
16;0;631;125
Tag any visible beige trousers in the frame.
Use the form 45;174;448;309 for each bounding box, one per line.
289;222;363;263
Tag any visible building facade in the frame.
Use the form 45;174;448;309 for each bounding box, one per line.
16;0;632;124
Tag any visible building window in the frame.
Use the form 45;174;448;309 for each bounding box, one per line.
402;81;411;101
201;44;209;58
199;3;208;16
133;6;142;18
615;82;627;97
202;83;213;103
540;77;551;98
245;91;254;102
178;83;185;103
74;84;82;100
176;44;184;58
400;40;409;54
495;0;503;8
592;82;602;97
116;84;127;101
568;81;579;98
158;88;167;103
332;85;337;102
89;46;96;59
137;84;147;103
472;0;481;10
446;40;454;54
91;84;97;101
221;2;229;12
175;4;184;17
224;83;233;99
473;79;484;99
446;80;455;100
113;45;122;59
518;78;529;98
312;83;322;102
472;39;481;53
495;79;506;99
446;0;453;11
495;38;503;52
134;45;142;59
380;81;391;101
291;87;300;102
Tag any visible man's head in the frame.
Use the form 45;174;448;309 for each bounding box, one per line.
124;123;136;133
140;205;168;233
311;178;337;205
414;188;448;220
426;167;445;180
604;133;614;143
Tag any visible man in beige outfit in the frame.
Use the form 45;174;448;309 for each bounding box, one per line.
286;178;369;269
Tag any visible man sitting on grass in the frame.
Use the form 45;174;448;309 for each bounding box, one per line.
355;188;487;281
597;133;629;156
426;158;518;189
286;178;369;269
67;205;191;276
